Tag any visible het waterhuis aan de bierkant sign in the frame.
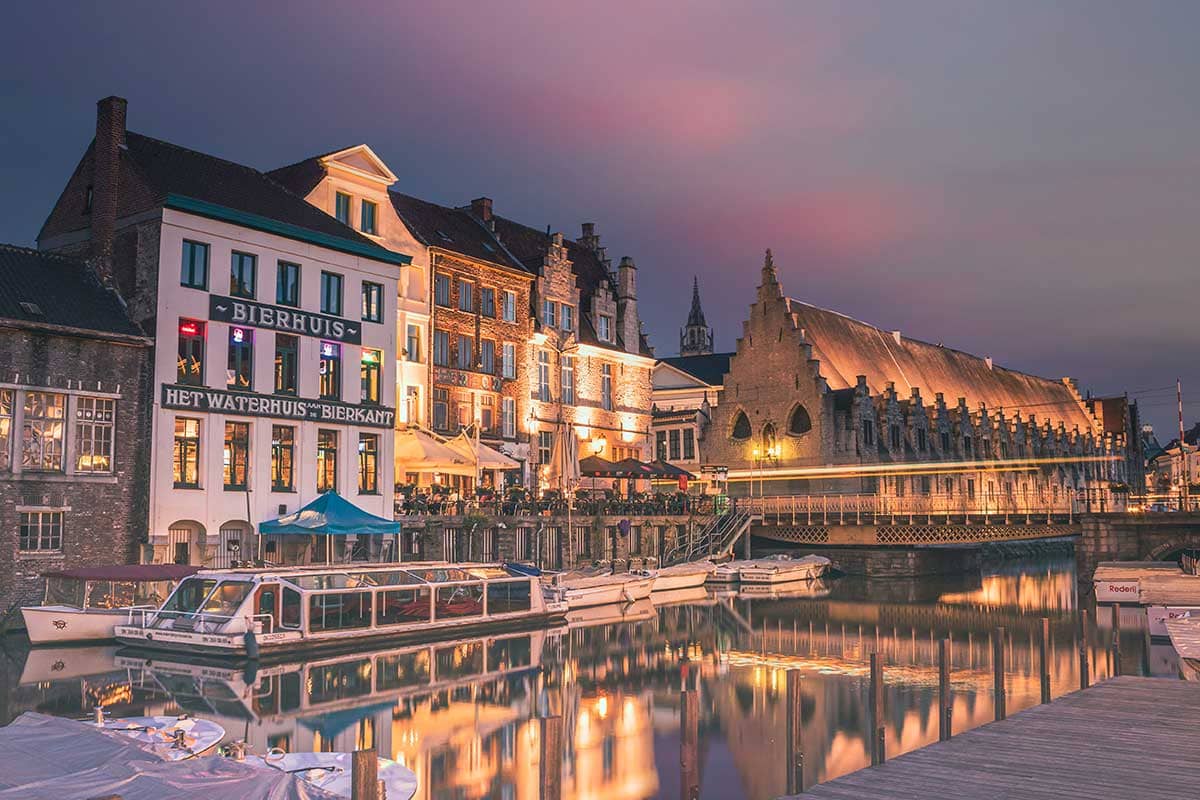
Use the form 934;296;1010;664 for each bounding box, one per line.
209;295;362;345
161;385;395;429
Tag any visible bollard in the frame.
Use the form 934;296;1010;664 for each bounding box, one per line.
869;653;885;765
1110;603;1121;678
351;749;378;800
992;627;1006;721
938;638;951;741
540;716;564;800
1039;617;1051;704
786;670;804;794
1079;609;1090;690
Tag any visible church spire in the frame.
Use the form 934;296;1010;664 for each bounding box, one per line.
680;275;714;356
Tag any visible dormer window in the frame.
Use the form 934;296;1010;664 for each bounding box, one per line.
597;314;612;342
335;192;351;225
360;200;377;234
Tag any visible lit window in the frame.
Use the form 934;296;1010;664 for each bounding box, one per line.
502;343;516;380
173;418;201;488
75;397;115;473
274;334;298;395
433;388;449;430
501;397;515;438
601;364;613;411
598;314;612;342
502;291;517;322
227;327;253;390
561;305;574;332
361;348;382;405
0;389;12;471
177;319;205;386
538;430;554;465
21;392;65;471
458;279;474;312
223;422;250;490
271;425;294;491
358;433;379;493
538;351;551;401
320;341;341;400
542;299;556;328
317;430;338;492
406;324;422;362
561;356;575;404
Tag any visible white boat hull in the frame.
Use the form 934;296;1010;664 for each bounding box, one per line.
22;606;130;644
739;563;827;584
651;566;713;593
552;575;655;609
1147;605;1200;638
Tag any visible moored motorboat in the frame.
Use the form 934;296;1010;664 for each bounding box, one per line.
543;569;656;609
739;554;831;584
651;561;715;593
238;749;418;799
21;564;200;644
95;711;225;761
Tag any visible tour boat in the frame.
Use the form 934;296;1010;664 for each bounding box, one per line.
21;564;200;645
651;561;716;593
238;750;418;799
739;554;832;585
94;711;226;761
114;562;567;659
542;569;655;609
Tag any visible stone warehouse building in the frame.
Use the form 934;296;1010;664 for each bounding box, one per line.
705;251;1131;511
0;244;152;610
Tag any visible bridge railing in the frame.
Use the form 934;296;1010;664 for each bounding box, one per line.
742;492;1091;525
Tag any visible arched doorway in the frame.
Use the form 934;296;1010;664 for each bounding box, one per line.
165;520;205;566
215;520;254;568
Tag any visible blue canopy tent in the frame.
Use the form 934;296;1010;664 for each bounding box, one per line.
260;491;401;563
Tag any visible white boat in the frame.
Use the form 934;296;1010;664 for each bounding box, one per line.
708;561;743;584
240;750;418;799
21;564;200;644
543;570;655;609
651;561;715;593
96;713;225;761
1147;605;1200;638
739;555;831;584
114;562;566;658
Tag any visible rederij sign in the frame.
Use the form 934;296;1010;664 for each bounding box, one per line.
161;385;394;429
209;295;362;344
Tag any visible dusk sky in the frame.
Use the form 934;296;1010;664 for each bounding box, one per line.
3;2;1197;434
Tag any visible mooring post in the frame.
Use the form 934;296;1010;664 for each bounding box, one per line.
869;652;885;765
1110;603;1121;677
351;749;378;800
786;670;805;794
992;626;1006;721
540;715;564;800
680;671;700;800
938;637;951;741
1079;608;1090;690
1039;617;1051;704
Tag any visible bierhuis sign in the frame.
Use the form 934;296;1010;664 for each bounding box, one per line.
162;385;394;429
209;295;362;344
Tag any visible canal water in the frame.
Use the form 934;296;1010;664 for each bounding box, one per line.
0;554;1179;799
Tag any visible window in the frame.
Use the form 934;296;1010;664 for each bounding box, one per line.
683;429;695;460
863;419;875;447
538;430;554;465
181;240;209;289
274;334;298;395
601;364;613;411
276;261;300;306
310;592;371;631
271;425;294;491
480;339;495;374
502;343;516;379
376;588;432;626
501;397;515;438
177;319;205;385
456;334;474;369
21;392;65;471
360;200;377;234
457;279;474;312
656;431;667;461
406;324;422;362
538;351;551;401
174;418;201;488
335;192;351;225
788;405;812;435
0;390;11;471
480;287;496;317
224;422;250;490
480;395;494;432
320;271;343;315
963;435;973;457
940;431;950;451
433;389;449;430
917;428;928;452
669;429;681;460
436;584;484;619
361;281;383;323
542;299;556;327
358;433;379;493
502;290;516;322
75;397;115;473
597;314;612;342
561;356;575;404
317;430;338;492
435;274;451;307
19;511;62;552
433;329;450;366
227;326;254;390
320;341;341;400
405;386;420;425
890;424;902;449
230;251;257;299
731;411;751;440
361;348;381;405
561;305;574;332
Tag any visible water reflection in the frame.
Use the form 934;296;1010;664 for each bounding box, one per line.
0;556;1180;799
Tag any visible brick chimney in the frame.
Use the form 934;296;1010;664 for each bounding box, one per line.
616;255;639;355
470;197;493;222
91;96;127;285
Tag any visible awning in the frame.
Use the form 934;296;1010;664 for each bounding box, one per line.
394;427;476;475
647;460;696;479
259;491;400;536
613;457;656;477
579;455;625;477
445;432;521;471
41;565;200;582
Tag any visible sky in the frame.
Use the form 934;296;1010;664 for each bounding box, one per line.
2;1;1197;434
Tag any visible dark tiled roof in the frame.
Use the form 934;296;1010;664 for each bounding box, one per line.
389;193;530;274
264;155;328;200
0;244;142;338
659;353;733;386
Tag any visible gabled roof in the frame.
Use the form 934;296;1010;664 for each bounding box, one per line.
388;193;530;274
658;353;733;386
267;144;398;198
0;243;143;339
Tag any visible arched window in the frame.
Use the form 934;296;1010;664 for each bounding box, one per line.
788;404;812;436
761;423;776;453
731;411;751;440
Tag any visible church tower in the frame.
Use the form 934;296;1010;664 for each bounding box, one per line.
679;276;714;356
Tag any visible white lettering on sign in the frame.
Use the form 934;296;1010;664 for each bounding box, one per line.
161;385;393;429
209;295;361;344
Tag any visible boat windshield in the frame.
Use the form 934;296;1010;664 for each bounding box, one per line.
43;577;85;608
200;581;255;616
160;578;219;614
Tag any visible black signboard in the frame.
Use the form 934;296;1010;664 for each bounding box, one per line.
161;385;394;429
209;295;362;345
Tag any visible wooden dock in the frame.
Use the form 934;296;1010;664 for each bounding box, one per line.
782;677;1200;800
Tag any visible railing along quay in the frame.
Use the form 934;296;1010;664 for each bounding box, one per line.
747;492;1093;526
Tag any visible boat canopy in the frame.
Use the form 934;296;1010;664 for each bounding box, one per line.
40;564;201;581
259;490;401;536
281;564;517;590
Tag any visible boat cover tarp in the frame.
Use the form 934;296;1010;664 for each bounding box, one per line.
40;564;201;581
259;490;400;536
0;712;338;800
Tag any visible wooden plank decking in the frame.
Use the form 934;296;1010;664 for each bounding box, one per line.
783;677;1200;800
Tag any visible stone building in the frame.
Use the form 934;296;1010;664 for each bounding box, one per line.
0;244;151;609
705;251;1130;511
679;276;714;357
38;97;408;565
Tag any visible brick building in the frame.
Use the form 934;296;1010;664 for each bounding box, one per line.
0;244;151;610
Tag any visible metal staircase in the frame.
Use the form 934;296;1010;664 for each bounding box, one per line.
661;509;759;567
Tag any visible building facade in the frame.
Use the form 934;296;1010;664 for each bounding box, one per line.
38;97;409;565
0;244;152;609
704;251;1130;511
